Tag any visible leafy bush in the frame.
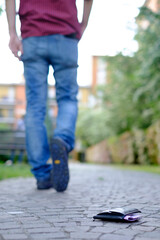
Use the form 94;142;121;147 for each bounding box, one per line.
76;107;110;147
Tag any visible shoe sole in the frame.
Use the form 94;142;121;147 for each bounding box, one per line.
50;139;69;192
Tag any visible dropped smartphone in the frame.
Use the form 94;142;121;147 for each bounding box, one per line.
93;208;141;222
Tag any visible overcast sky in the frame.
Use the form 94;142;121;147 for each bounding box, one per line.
0;0;145;86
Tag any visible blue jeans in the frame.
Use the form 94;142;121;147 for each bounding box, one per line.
21;35;79;180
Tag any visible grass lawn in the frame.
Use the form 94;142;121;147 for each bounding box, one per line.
0;163;32;181
113;164;160;175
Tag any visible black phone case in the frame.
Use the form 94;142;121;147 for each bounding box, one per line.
93;208;141;222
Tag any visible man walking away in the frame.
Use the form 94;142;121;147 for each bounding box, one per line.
5;0;93;192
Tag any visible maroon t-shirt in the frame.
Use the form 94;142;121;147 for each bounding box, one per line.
19;0;81;39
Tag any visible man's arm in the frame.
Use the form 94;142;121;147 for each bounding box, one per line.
80;0;93;38
5;0;23;59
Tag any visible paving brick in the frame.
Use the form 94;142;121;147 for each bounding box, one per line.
141;221;160;228
0;218;15;223
90;226;116;233
54;222;77;227
16;217;39;222
21;223;51;229
0;224;21;230
0;229;24;234
134;238;157;240
0;235;4;240
64;226;90;232
100;234;133;240
80;221;103;226
2;234;29;240
137;230;160;239
45;217;70;223
31;232;66;239
70;232;101;239
130;225;156;232
26;227;61;233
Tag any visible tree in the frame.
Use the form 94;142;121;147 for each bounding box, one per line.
134;7;160;125
99;6;160;135
101;54;142;135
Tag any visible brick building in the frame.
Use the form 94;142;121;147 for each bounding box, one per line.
0;83;94;129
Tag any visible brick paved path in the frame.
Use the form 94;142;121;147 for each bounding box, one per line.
0;163;160;240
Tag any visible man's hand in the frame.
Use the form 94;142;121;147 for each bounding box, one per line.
5;0;23;60
9;34;23;60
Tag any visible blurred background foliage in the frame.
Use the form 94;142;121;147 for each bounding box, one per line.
1;5;160;167
0;5;3;15
76;107;109;148
76;6;160;155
